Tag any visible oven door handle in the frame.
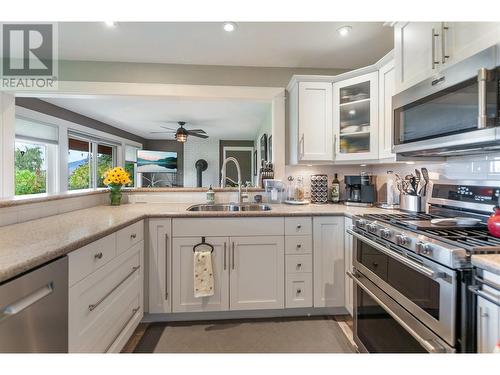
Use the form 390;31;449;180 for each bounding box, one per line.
347;271;448;353
347;229;437;279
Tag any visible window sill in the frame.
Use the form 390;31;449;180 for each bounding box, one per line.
1;189;109;208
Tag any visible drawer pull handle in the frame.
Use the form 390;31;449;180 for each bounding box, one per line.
130;233;137;239
88;265;141;312
104;306;140;352
297;224;302;229
94;252;103;260
297;263;302;268
297;244;302;248
297;289;302;294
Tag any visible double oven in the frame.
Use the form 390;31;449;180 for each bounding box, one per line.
348;229;457;353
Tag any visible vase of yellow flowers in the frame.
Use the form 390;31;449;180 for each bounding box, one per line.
103;167;131;206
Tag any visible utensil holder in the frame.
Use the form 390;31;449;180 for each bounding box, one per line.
399;194;424;213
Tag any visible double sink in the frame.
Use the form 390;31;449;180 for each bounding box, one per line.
187;203;272;212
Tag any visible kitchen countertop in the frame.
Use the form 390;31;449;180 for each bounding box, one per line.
471;254;500;276
0;202;387;284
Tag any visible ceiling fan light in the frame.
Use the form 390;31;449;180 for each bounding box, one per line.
175;126;188;143
176;133;187;143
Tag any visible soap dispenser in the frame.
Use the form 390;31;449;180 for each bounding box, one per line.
206;185;215;204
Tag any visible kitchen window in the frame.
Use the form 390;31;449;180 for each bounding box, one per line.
14;116;58;196
124;145;139;187
67;132;117;190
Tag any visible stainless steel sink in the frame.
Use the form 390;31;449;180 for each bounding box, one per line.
187;203;272;212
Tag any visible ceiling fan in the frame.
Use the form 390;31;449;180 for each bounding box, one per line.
150;121;208;143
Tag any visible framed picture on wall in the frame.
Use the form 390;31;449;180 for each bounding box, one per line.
253;150;257;176
259;133;267;163
268;135;272;162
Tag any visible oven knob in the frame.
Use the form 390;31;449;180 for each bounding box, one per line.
367;223;378;233
381;228;392;239
356;219;366;228
396;234;409;246
416;242;432;255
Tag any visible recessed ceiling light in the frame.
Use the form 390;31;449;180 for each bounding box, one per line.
223;22;237;32
104;21;117;28
337;25;352;37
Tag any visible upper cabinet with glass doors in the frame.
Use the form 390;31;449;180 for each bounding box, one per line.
333;71;379;161
394;22;500;93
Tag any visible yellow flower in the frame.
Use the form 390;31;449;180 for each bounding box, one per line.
103;166;131;187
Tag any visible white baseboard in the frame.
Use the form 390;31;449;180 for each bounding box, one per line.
142;306;348;323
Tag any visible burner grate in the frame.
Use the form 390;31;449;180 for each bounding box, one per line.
363;213;435;223
422;227;500;253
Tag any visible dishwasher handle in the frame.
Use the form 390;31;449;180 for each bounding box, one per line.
0;282;54;324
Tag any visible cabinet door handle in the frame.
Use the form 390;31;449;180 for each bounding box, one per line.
441;22;449;64
299;133;305;160
223;242;227;270
231;242;235;270
89;265;140;311
297;244;302;249
130;233;137;239
165;233;169;299
94;252;103;260
431;28;440;69
105;306;140;353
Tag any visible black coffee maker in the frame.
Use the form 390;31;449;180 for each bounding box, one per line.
344;174;377;206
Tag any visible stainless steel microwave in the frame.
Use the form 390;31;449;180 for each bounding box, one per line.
393;46;500;157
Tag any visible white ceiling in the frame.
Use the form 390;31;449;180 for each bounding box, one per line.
44;96;271;140
58;22;393;69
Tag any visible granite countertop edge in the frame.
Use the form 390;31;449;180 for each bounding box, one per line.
0;203;378;284
471;254;500;276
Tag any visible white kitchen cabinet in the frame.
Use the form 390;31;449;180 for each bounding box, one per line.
313;216;345;308
172;237;229;312
394;22;500;94
476;270;500;353
333;71;379;161
148;219;172;314
442;22;500;69
378;59;396;160
344;217;354;316
288;81;333;164
230;236;284;310
394;22;441;93
68;236;144;353
477;295;500;353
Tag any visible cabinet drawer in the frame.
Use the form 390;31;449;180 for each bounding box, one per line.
116;220;144;255
286;254;312;273
286;273;313;308
69;234;116;286
285;217;312;236
285;235;312;254
69;243;142;353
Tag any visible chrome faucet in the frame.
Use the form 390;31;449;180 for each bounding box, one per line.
220;157;242;203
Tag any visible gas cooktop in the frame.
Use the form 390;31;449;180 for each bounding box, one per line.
352;212;500;269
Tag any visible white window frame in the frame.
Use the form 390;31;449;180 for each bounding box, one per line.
14;106;143;194
67;134;118;190
14;137;58;196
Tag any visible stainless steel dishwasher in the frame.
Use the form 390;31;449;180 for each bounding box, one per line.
0;256;68;353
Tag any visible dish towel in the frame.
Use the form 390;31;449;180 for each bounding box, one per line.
193;244;215;298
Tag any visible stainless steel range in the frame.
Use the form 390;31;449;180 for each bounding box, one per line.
348;180;500;353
